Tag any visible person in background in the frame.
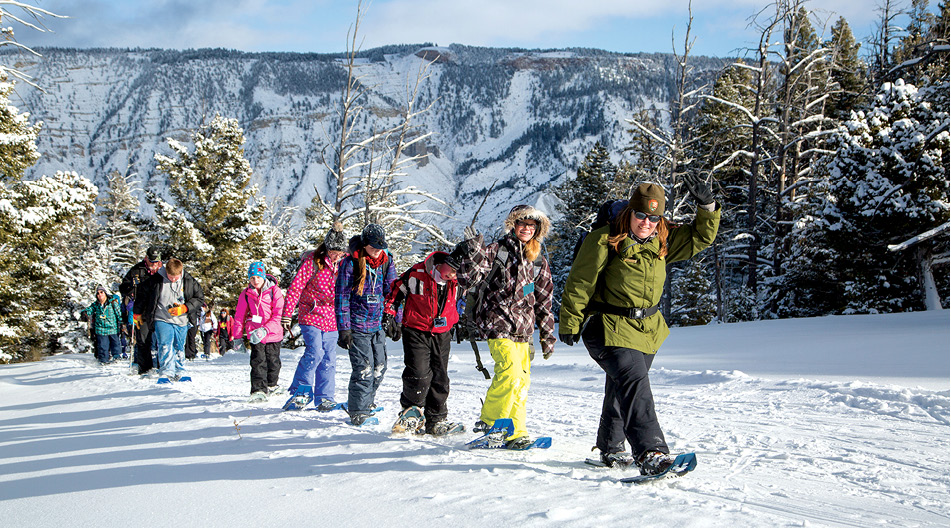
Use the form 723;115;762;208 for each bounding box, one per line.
133;258;204;382
120;246;163;374
217;307;234;354
558;177;719;475
335;224;397;426
282;222;349;410
454;205;556;449
83;284;125;365
199;303;217;358
232;261;285;400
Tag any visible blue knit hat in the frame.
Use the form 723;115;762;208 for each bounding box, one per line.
248;261;266;279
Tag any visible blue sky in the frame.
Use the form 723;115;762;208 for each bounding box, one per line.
12;1;915;59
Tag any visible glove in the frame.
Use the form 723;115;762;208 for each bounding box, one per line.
249;327;268;345
132;314;142;328
683;174;715;206
542;343;553;360
463;226;479;240
281;316;292;331
337;329;352;349
121;325;129;336
88;326;96;340
559;333;580;346
383;313;401;341
167;303;187;317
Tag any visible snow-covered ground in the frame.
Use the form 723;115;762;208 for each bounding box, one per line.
1;311;948;527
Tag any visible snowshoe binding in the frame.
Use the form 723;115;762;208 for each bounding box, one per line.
283;385;314;411
392;406;426;435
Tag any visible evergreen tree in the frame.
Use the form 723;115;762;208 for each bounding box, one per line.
786;79;949;314
825;17;869;120
150;114;268;308
98;170;144;275
548;142;620;315
670;258;717;326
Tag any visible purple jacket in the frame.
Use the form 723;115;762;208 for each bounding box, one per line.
335;252;398;333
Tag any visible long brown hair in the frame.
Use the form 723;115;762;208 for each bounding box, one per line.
608;207;669;258
312;243;329;273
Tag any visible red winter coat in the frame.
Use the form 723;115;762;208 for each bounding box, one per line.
384;251;458;334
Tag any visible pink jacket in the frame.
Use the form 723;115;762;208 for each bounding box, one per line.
282;254;338;331
232;278;285;344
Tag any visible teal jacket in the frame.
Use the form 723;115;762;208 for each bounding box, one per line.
84;295;124;336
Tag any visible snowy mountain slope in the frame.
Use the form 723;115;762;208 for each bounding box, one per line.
8;45;723;232
0;311;947;527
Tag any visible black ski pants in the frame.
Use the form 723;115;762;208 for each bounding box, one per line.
135;325;154;375
249;341;281;394
399;326;451;422
582;315;668;459
185;324;199;359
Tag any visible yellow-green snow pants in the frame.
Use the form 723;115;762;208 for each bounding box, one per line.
479;338;531;440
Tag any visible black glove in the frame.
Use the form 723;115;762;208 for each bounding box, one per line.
337;329;352;349
383;314;401;341
683;174;715;206
559;333;580;346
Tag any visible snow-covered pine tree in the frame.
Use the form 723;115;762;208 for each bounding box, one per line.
787;78;949;314
98;170;144;276
825;17;868;120
548;142;620;314
150;114;269;309
670;258;717;326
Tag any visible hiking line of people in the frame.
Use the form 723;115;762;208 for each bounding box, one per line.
96;177;718;477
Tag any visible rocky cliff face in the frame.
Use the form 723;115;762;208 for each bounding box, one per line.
10;44;724;232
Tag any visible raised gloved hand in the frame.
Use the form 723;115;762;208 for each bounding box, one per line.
167;303;188;317
683;174;715;206
281;316;292;331
463;226;480;241
337;329;353;349
383;313;402;341
248;327;268;345
559;333;580;346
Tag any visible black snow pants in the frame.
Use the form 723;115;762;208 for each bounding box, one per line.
582;315;669;458
399;326;451;423
249;341;281;394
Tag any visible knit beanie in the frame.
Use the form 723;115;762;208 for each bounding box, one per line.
361;223;388;250
248;261;266;279
629;183;666;216
324;222;348;252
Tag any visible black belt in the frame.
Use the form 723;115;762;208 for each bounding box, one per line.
588;301;659;320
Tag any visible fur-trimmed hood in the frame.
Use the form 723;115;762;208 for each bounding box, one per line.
503;204;550;242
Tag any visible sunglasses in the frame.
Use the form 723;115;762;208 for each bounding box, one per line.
515;220;538;231
633;211;661;223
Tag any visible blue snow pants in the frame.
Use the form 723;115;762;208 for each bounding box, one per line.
153;320;187;378
288;325;338;401
94;333;121;363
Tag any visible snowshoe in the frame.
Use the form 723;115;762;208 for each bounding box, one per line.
283;385;314;411
637;451;675;476
426;420;465;436
505;436;534;450
156;377;172;384
466;418;514;449
316;399;338;412
392;406;426;435
620;453;697;484
248;391;268;403
585;450;636;469
178;376;192;382
350;413;379;427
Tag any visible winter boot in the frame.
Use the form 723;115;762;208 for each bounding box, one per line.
392;406;426;434
505;436;534;450
600;450;635;468
637;450;675;476
350;413;371;426
316;399;337;412
426;420;465;436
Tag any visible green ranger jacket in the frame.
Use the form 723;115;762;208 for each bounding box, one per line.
559;206;720;353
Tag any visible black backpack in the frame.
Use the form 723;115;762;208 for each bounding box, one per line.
570;199;627;262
